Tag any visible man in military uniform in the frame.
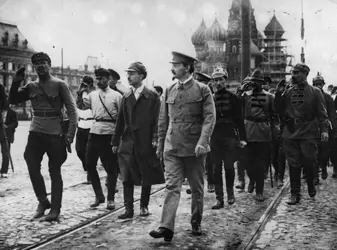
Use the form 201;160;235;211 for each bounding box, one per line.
9;52;77;221
83;68;122;210
112;62;165;219
209;67;246;208
275;63;329;205
76;75;95;183
237;70;275;201
312;73;337;181
150;52;215;241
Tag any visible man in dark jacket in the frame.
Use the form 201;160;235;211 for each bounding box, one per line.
0;96;18;178
112;62;165;219
209;67;246;208
275;63;329;205
9;52;78;221
312;73;337;181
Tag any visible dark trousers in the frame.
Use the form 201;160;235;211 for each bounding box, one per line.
205;152;214;185
270;138;286;180
236;159;245;183
212;137;237;200
242;142;271;194
330;137;337;171
0;141;10;174
24;132;67;208
316;134;333;178
123;180;151;209
283;138;317;195
86;134;118;201
75;127;90;171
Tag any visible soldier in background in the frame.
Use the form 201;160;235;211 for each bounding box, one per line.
9;52;77;221
209;67;246;208
312;73;337;182
83;68;122;210
150;52;215;241
237;70;275;202
275;63;329;205
75;75;95;184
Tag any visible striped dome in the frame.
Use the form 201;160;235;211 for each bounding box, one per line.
191;19;207;46
205;18;226;42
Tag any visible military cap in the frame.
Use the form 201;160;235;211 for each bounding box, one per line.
250;69;264;82
82;75;94;85
195;72;211;83
125;62;147;79
313;72;325;84
211;66;228;79
31;52;51;65
94;68;110;78
108;68;120;80
170;51;198;65
292;63;310;74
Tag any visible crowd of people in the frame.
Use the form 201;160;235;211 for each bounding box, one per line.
2;50;336;241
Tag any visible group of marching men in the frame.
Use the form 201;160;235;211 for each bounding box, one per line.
7;50;336;241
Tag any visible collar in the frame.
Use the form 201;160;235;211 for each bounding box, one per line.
179;75;193;85
131;83;145;94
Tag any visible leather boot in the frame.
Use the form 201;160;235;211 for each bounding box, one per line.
90;196;105;207
140;206;149;217
118;206;134;219
118;182;134;219
225;169;235;205
307;180;316;197
247;181;255;193
287;166;301;204
86;172;91;184
33;200;51;219
45;208;60;222
149;227;174;242
235;180;245;190
211;199;224;209
321;166;328;180
212;183;224;209
332;167;337;179
287;193;301;205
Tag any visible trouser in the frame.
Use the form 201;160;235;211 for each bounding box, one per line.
283;138;318;195
0;141;10;174
330;137;337;173
86;134;118;201
160;153;205;232
316;134;333;178
212;137;237;201
270;138;286;180
122;180;151;209
236;160;245;183
75;127;90;171
242;142;271;194
205;152;214;185
24;132;67;208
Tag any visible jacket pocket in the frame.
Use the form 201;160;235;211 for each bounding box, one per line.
189;123;202;135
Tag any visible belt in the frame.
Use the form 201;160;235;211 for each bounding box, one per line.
245;117;269;123
79;117;94;121
286;117;315;125
95;118;115;123
33;111;61;117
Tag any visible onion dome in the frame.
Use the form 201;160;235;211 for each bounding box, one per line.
205;18;226;42
191;19;207;46
264;14;284;36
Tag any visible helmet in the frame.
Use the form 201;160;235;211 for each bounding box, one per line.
312;72;325;86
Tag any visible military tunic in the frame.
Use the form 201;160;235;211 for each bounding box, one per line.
158;78;215;231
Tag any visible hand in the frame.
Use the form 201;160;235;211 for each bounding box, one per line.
238;140;247;148
276;79;286;93
112;146;118;154
321;132;329;143
152;140;158;148
66;136;73;144
195;144;207;157
156;148;163;160
13;67;25;83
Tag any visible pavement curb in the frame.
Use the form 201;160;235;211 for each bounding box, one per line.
238;179;290;250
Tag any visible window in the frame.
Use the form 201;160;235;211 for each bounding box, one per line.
232;45;237;53
8;62;12;71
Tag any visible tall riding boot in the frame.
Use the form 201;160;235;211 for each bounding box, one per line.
235;161;245;190
118;182;134;219
287;166;301;205
321;165;328;180
46;169;63;221
211;184;224;209
140;185;151;216
225;169;235;205
305;165;316;198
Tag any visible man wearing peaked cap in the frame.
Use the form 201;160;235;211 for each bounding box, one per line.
125;61;147;79
275;62;329;205
107;68;124;95
150;51;215;240
237;68;275;202
195;72;211;84
9;51;78;221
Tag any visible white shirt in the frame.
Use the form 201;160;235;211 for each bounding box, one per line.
131;84;145;100
77;108;94;129
83;88;122;135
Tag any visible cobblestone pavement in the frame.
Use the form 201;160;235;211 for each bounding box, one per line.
39;174;284;250
252;167;337;250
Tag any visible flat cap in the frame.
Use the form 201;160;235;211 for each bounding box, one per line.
170;51;198;64
293;63;310;74
31;52;51;65
108;68;120;80
94;68;110;77
195;72;211;83
125;62;147;79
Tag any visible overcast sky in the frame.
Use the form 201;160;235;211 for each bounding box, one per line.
1;0;337;87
